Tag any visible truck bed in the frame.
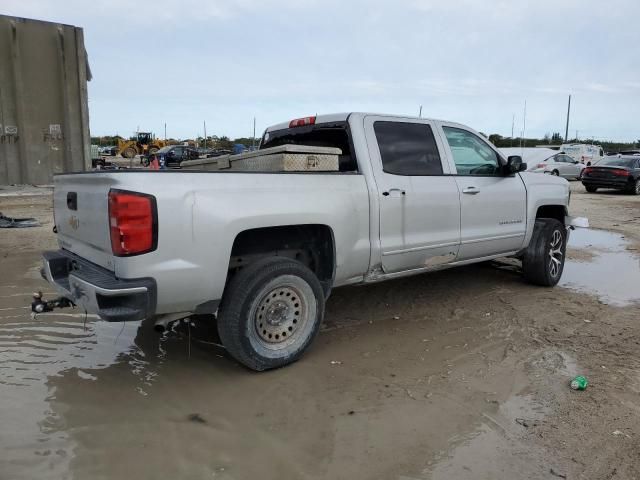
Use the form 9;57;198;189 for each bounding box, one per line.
52;170;371;315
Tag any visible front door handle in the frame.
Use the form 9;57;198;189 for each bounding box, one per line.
382;188;406;198
462;186;480;195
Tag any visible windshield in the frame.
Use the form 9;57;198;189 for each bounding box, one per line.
156;146;173;153
599;158;636;168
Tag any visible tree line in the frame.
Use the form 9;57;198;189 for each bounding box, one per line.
485;132;639;153
91;135;260;149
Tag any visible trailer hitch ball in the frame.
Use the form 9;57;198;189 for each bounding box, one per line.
31;291;75;313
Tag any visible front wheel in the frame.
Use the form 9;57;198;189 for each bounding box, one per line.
523;218;567;287
123;147;137;159
217;257;325;371
585;185;598;193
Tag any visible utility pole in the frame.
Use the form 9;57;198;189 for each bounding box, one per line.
203;121;207;149
164;123;167;140
564;94;571;142
520;100;527;148
511;114;515;147
252;117;256;149
418;105;422;118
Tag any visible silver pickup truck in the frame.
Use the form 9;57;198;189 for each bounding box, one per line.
42;112;584;370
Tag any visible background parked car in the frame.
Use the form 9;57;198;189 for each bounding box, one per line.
581;156;640;194
99;145;118;156
153;145;200;168
531;153;585;179
500;147;584;179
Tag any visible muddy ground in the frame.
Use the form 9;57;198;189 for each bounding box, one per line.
0;182;638;480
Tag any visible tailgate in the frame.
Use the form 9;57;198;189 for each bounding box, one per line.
54;174;117;271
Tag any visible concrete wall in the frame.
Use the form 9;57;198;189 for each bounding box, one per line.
0;15;91;185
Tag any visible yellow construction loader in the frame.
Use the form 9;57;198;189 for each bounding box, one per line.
117;132;167;159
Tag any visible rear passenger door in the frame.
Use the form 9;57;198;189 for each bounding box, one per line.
365;116;461;273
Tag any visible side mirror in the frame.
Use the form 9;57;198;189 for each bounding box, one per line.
506;155;526;174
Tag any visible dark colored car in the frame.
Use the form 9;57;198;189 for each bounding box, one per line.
152;145;200;168
581;156;640;194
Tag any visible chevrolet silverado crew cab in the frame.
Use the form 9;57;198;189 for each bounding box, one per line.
42;113;585;371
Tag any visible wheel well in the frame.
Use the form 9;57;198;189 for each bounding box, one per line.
228;224;335;295
536;205;565;224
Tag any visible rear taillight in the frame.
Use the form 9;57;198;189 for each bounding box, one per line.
108;190;157;256
289;116;316;128
583;167;593;175
537;163;547;168
612;169;630;177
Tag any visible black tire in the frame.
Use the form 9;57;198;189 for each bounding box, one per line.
552;169;560;176
523;218;567;287
585;185;597;193
628;179;640;195
123;147;137;159
141;157;150;167
217;257;325;371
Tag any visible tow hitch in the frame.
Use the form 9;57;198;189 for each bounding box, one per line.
31;291;75;313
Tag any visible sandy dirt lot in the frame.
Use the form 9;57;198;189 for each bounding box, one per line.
0;182;639;480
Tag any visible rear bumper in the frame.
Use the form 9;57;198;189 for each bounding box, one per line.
41;250;156;322
581;178;630;189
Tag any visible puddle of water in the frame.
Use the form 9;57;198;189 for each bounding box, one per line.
425;394;550;480
561;228;640;307
0;313;146;478
0;254;164;479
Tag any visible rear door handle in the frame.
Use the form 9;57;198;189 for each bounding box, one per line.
462;187;480;195
382;188;406;198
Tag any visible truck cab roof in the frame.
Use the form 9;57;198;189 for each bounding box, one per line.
264;112;462;133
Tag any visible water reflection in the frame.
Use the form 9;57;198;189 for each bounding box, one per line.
562;228;640;306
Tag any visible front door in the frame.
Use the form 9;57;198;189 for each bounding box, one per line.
365;116;461;273
439;124;527;261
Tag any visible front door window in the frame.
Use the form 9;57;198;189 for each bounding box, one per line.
443;127;502;176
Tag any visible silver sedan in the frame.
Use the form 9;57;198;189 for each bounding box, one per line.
500;148;584;180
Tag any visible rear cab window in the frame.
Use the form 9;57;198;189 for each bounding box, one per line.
261;121;357;172
373;121;443;176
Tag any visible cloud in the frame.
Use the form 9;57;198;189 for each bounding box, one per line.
2;0;639;140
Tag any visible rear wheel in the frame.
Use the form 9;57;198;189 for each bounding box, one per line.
217;257;325;371
523;218;566;287
585;185;598;193
552;169;560;176
628;179;640;195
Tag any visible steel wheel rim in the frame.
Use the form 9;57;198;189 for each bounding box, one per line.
548;229;564;278
250;277;312;351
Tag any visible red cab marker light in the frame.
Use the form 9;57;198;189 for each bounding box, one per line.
289;116;316;128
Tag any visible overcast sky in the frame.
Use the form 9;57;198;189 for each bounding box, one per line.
4;0;640;141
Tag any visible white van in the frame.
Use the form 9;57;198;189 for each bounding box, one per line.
560;144;604;166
